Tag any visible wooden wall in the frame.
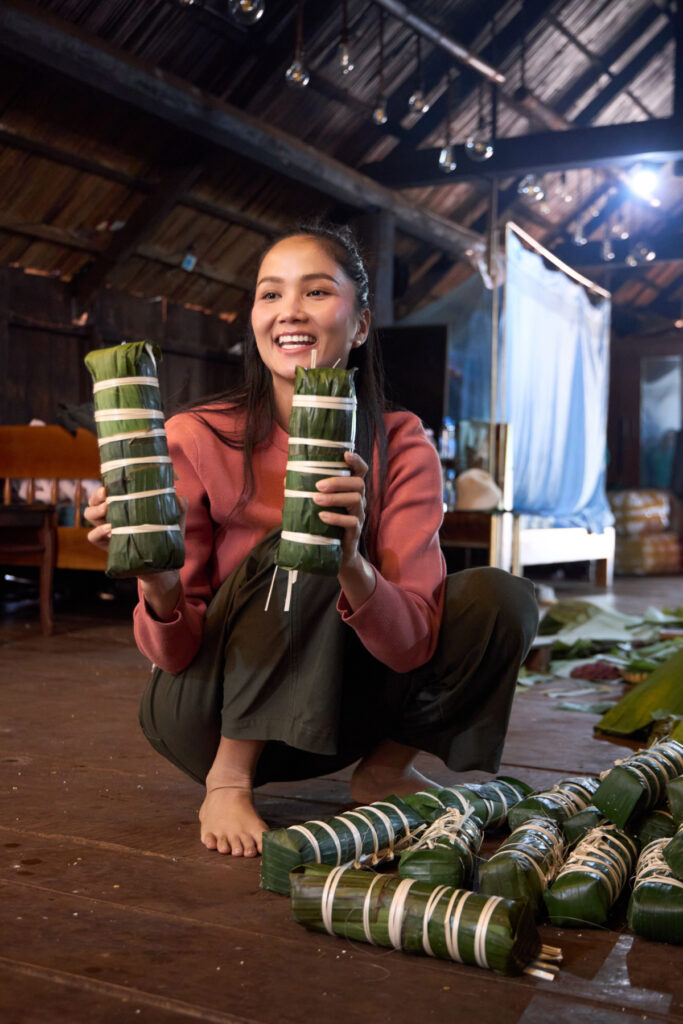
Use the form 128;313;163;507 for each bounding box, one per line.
0;268;243;426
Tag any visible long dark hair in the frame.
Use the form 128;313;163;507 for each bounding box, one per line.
188;222;389;544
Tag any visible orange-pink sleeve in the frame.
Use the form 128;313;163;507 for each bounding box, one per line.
133;416;216;672
337;415;446;672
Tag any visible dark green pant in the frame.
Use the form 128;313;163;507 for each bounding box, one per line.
139;532;538;787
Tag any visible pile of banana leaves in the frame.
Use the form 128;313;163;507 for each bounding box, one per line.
85;341;184;577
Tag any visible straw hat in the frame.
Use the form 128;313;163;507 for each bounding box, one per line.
455;468;503;511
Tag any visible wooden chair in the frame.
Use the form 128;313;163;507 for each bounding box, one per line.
0;426;107;634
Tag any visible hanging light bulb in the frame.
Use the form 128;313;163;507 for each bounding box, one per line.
338;0;354;74
626;241;656;265
572;221;588;246
465;83;493;162
601;236;615;262
285;0;310;87
408;35;430;115
611;220;630;240
228;0;264;24
438;69;456;173
555;171;573;204
517;173;545;203
372;8;388;126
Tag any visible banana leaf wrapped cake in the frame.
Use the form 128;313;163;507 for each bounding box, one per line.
628;838;683;944
404;777;532;831
290;863;559;978
544;824;638;927
562;806;605;847
478;817;565;918
667;775;683;825
634;807;676;848
260;795;424;895
592;739;683;830
398;807;483;888
507;775;600;831
276;365;357;577
84;341;184;578
663;824;683;880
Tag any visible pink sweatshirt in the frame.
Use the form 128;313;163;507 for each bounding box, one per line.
134;405;446;674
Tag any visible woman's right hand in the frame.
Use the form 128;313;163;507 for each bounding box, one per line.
84;485;112;550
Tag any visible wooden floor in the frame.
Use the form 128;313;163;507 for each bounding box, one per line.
2;572;683;1024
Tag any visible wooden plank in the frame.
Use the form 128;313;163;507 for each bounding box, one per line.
0;0;484;262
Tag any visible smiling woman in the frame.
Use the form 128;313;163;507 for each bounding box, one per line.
84;221;539;863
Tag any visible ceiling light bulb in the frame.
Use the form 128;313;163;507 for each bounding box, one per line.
465;126;493;162
228;0;264;24
372;98;388;125
517;174;544;203
285;59;310;87
338;41;354;74
438;145;456;173
628;166;659;200
408;89;429;115
601;238;615;261
573;224;588;246
611;222;629;240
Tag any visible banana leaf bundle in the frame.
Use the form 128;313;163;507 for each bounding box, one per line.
562;807;605;847
84;341;184;578
667;776;683;825
398;807;483;888
260;795;424;895
507;775;600;831
663;824;683;880
276;366;356;577
592;739;683;830
633;807;675;848
478;817;565;918
627;838;683;944
544;824;638;927
596;649;683;739
403;777;532;831
290;863;559;978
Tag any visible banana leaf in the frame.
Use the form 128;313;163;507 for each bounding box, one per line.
544;824;638;927
595;649;683;739
276;366;356;577
667;776;683;825
507;775;600;831
403;776;532;831
592;739;683;830
398;807;483;888
84;341;184;578
562;806;606;847
477;817;565;919
627;838;683;944
633;807;675;848
663;824;683;880
260;795;424;895
290;863;548;977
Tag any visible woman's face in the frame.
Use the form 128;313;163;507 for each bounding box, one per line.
251;235;370;387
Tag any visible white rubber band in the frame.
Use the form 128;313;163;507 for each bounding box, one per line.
321;865;347;935
289;824;322;863
443;889;465;962
333;815;363;862
98;428;168;446
106;487;175;503
95;408;163;422
283;489;322;499
473;896;502;969
100;455;172;474
288;437;354;449
387;878;416;950
292;395;356;410
362;873;384;944
308;820;343;865
280;531;341;547
344;811;379;858
93;376;159;393
286;460;350;475
374;801;411;835
110;524;181;535
362;806;396;849
422;884;449;957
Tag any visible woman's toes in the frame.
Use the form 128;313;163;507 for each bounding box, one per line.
202;831;218;850
216;834;231;855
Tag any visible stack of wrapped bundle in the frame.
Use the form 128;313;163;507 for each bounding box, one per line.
260;796;424;895
478;818;565;918
398;807;483;888
507;775;600;831
290;863;561;978
276;365;356;579
628;838;683;943
404;777;531;831
544;824;638;927
562;807;605;847
592;739;683;829
84;342;184;577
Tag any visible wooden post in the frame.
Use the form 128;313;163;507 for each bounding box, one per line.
0;269;8;422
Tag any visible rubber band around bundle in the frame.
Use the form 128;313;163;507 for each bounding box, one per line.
93;376;160;393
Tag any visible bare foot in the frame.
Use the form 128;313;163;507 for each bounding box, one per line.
199;786;268;856
350;761;442;805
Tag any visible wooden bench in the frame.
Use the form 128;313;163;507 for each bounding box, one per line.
0;426;107;634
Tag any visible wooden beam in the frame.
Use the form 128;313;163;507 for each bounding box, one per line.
0;211;103;253
365;118;683;188
73;160;206;303
0;0;484;261
137;243;253;293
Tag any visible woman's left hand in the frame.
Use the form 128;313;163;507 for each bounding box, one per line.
314;450;368;571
